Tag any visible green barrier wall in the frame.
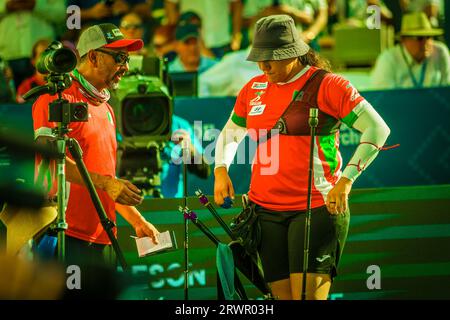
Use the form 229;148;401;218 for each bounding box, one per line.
117;184;450;300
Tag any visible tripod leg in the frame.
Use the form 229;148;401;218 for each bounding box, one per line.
234;270;248;300
55;138;67;263
67;138;128;271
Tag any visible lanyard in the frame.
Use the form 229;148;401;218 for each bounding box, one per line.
400;46;428;88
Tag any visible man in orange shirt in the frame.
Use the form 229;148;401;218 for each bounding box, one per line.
33;23;159;266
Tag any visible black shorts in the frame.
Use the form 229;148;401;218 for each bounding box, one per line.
256;204;350;283
64;235;116;267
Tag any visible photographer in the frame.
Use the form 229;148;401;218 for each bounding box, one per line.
32;23;159;266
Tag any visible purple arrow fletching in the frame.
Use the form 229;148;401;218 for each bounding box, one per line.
199;195;208;205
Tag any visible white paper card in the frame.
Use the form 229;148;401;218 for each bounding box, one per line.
133;231;176;257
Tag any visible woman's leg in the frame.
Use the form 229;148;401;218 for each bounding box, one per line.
268;278;293;300
286;206;349;300
257;209;291;300
289;272;332;300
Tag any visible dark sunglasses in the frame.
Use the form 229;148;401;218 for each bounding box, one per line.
95;48;130;65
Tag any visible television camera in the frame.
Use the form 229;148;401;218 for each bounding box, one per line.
113;56;173;197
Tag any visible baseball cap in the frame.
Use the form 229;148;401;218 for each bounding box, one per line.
247;15;309;62
175;23;200;42
178;11;201;27
77;23;144;57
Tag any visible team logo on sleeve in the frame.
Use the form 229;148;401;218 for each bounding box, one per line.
251;82;268;89
346;84;360;102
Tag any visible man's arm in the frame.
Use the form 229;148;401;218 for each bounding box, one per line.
164;0;179;25
115;203;159;244
65;157;159;243
302;7;328;43
230;0;243;51
65;158;143;206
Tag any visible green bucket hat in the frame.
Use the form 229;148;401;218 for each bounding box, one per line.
247;14;309;62
399;12;443;37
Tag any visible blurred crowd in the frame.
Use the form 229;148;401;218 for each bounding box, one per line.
0;0;448;103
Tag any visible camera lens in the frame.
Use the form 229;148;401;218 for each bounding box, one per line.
52;48;77;73
72;104;88;121
122;96;170;137
37;46;77;74
137;83;147;94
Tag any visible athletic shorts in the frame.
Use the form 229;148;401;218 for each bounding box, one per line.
256;204;350;283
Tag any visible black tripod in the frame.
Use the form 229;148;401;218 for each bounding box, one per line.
301;108;319;300
24;75;128;270
181;139;190;300
179;206;248;300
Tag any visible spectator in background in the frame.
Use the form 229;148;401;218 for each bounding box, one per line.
346;0;393;26
370;12;449;90
176;11;215;58
168;23;217;73
16;39;51;103
151;24;177;63
242;0;329;50
67;0;130;26
0;0;65;89
120;12;145;41
198;24;259;97
164;0;243;58
401;0;444;27
0;57;14;103
198;46;261;97
130;0;156;22
63;1;155;52
120;12;149;56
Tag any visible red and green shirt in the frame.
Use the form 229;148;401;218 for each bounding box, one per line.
33;81;117;244
232;66;365;211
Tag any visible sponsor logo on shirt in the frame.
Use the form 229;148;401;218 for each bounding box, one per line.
251;82;268;89
316;254;331;263
249;91;264;106
248;104;266;116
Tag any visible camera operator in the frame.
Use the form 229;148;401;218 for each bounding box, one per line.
32;23;159;267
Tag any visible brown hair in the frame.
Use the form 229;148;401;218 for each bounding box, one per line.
299;49;332;72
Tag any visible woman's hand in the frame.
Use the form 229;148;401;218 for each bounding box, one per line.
326;177;353;215
214;167;235;206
